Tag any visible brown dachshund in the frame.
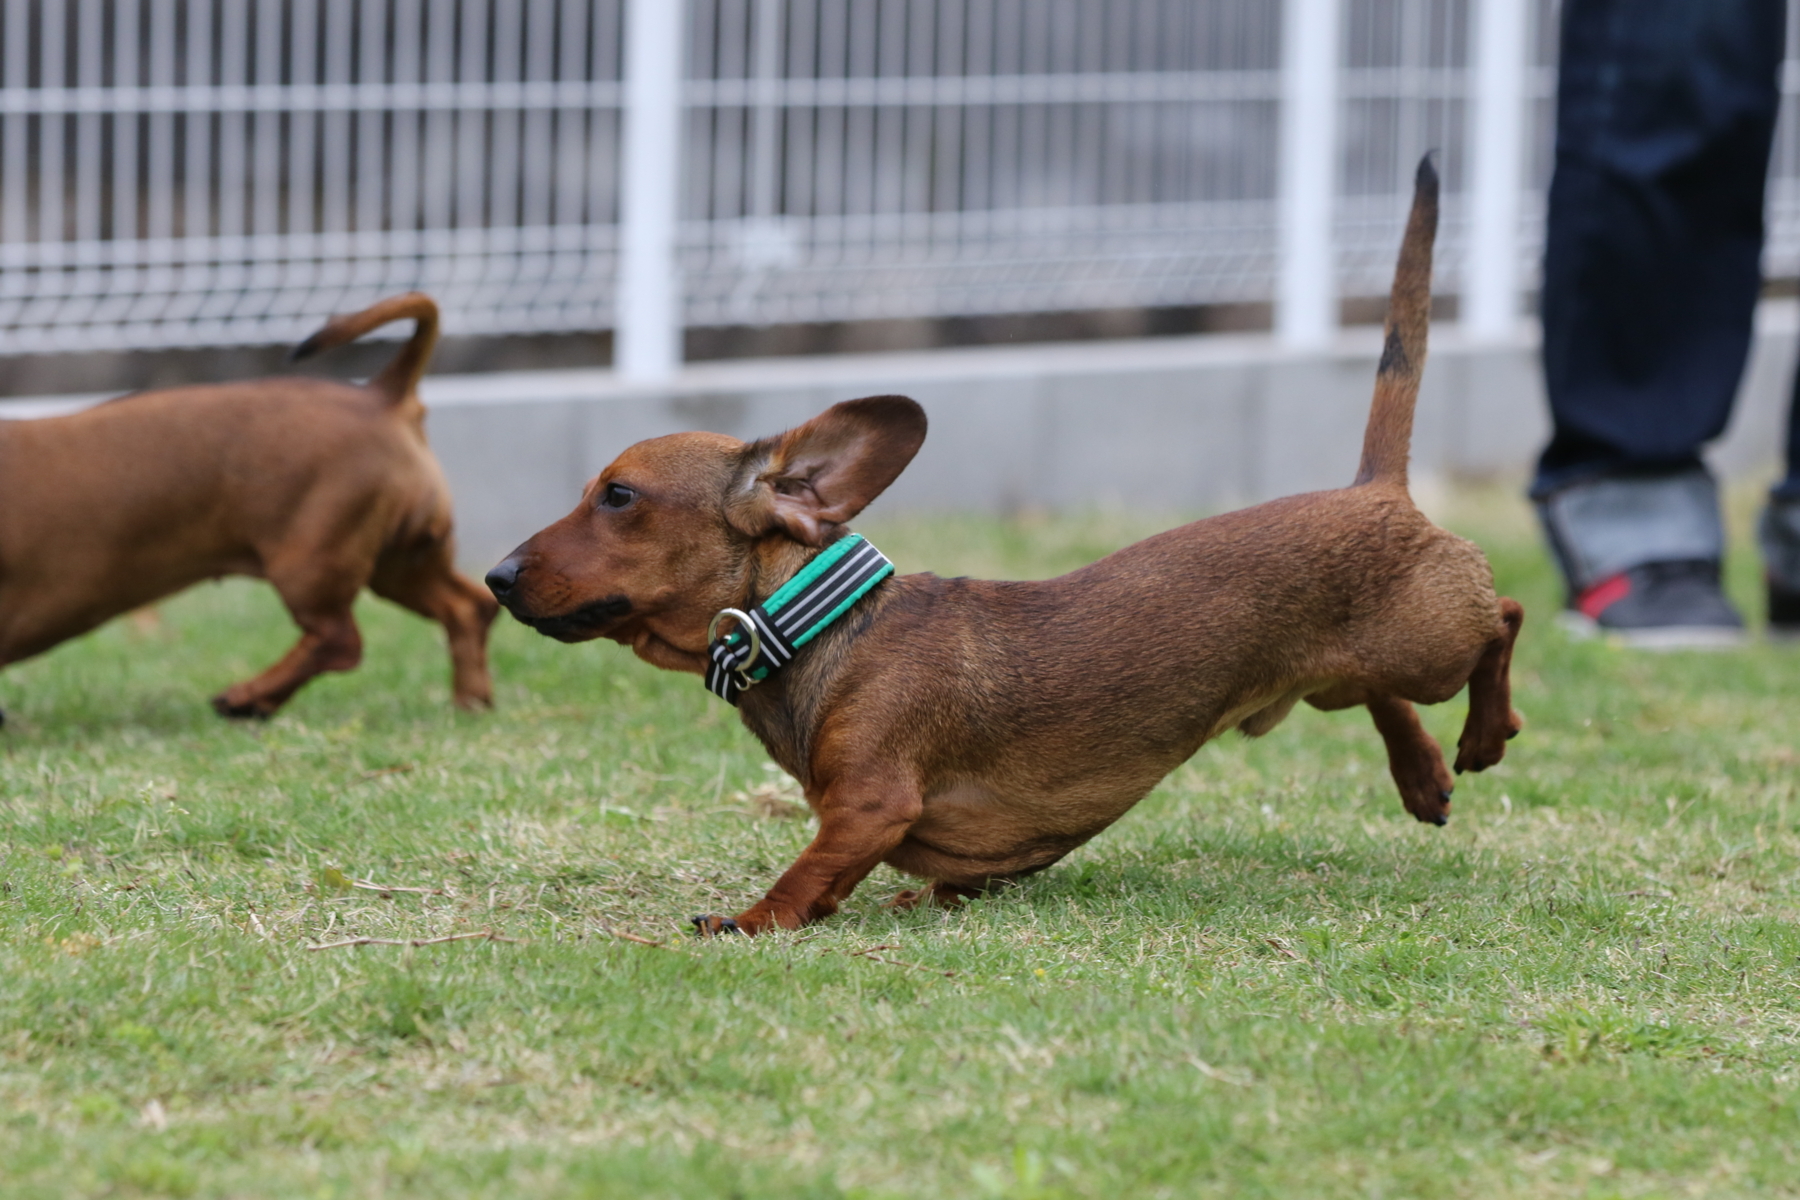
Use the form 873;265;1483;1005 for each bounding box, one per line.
0;294;496;725
488;158;1523;934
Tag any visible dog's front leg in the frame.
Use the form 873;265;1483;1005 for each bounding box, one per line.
694;778;922;936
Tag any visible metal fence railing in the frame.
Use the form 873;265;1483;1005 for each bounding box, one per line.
3;1;1793;377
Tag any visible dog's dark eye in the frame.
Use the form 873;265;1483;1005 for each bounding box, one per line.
600;483;637;510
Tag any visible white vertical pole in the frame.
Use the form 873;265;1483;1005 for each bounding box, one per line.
1465;0;1529;341
749;0;783;221
39;0;65;247
617;0;684;381
1278;0;1340;349
75;0;103;244
1;0;25;246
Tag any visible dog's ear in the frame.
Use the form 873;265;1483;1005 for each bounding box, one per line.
726;395;927;546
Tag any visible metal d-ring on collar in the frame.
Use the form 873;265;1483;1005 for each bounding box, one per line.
706;607;763;691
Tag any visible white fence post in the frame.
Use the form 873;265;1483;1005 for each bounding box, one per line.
1278;0;1340;350
616;0;684;382
1465;0;1530;341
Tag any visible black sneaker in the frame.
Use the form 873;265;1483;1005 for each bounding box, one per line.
1770;579;1800;641
1762;500;1800;641
1559;559;1745;649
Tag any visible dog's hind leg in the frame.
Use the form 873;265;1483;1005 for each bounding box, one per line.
371;543;499;710
212;559;365;719
1454;597;1525;775
212;607;362;718
1310;682;1455;825
1367;694;1455;825
885;880;987;910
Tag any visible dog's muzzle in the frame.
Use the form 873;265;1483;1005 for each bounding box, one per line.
485;557;633;641
522;595;634;641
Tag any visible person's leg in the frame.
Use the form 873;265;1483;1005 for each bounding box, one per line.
1534;0;1785;645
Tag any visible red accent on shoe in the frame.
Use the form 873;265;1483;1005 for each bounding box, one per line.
1576;572;1632;619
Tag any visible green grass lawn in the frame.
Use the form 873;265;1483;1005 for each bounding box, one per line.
3;488;1799;1198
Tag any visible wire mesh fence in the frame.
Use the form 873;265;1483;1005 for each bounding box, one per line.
0;0;1791;361
0;0;627;353
681;1;1290;329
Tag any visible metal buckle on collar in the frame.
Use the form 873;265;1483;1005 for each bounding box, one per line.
707;607;763;690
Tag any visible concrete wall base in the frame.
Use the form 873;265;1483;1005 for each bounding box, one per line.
6;304;1797;568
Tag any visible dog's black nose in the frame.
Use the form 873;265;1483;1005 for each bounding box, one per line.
485;558;521;601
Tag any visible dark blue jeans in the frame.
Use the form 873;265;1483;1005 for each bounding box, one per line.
1535;0;1800;500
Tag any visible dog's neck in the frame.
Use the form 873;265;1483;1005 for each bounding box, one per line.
734;585;894;788
742;536;824;609
725;531;897;787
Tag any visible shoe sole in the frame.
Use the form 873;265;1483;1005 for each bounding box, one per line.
1555;609;1747;650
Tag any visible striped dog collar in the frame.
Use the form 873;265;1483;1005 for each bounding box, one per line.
704;533;894;706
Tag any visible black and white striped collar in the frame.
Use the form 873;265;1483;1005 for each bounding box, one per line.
704;534;894;706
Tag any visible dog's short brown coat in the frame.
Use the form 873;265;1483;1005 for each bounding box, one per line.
0;294;496;724
491;159;1523;933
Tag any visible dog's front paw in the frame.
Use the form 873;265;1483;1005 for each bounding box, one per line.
691;914;744;937
210;692;275;721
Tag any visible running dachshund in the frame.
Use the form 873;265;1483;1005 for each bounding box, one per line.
488;158;1522;933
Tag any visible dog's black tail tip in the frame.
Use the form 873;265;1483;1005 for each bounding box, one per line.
1411;154;1440;199
287;333;324;363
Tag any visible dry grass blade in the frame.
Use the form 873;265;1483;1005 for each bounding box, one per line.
599;926;674;949
351;879;444;896
305;930;517;952
1185;1056;1253;1087
848;943;901;957
849;944;954;977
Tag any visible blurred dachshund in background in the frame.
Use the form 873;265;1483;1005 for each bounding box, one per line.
0;293;495;725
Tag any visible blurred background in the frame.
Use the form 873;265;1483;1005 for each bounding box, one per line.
2;0;1798;561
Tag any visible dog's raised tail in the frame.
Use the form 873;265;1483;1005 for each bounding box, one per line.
289;292;440;403
1354;155;1438;488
